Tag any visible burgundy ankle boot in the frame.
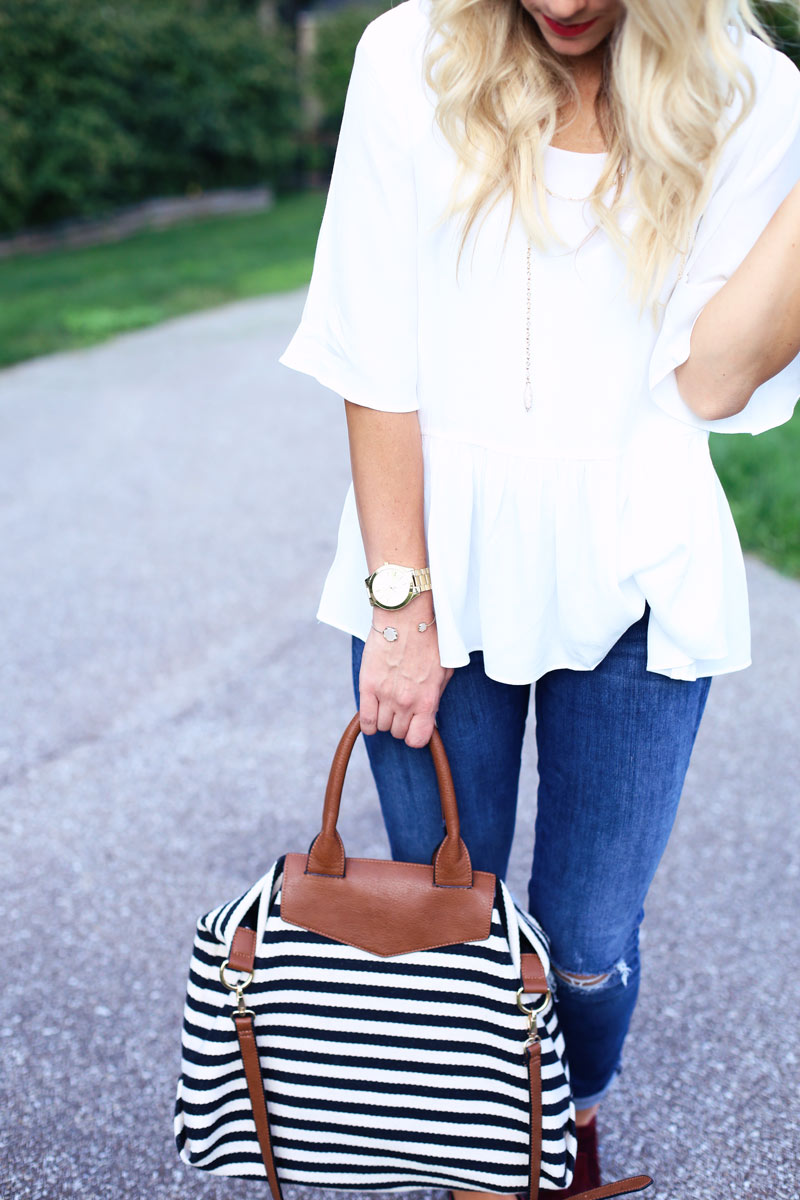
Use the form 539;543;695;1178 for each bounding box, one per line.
548;1116;601;1198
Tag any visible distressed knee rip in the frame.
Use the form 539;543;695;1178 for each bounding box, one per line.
551;958;632;994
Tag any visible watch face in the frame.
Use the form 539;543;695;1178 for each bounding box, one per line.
372;565;413;609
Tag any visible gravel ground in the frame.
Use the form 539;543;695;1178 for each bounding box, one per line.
1;290;798;1200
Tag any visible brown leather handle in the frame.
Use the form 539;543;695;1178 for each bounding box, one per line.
305;713;473;887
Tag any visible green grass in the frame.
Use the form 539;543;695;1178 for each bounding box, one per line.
0;189;797;578
0;190;326;367
710;420;800;578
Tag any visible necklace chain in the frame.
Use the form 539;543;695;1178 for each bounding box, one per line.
544;184;594;203
524;173;609;410
524;245;533;411
524;229;599;413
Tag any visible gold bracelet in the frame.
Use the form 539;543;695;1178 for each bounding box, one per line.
371;615;437;643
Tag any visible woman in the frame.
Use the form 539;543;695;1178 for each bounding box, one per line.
280;0;800;1193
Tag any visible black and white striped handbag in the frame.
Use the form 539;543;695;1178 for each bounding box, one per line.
174;716;652;1200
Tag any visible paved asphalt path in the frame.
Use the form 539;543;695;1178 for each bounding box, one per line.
1;290;798;1200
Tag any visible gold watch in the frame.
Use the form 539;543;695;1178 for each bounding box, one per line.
365;562;432;611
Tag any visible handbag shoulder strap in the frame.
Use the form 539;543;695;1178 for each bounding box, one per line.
526;1037;651;1200
572;1180;653;1199
227;925;284;1199
233;1010;283;1200
229;922;651;1200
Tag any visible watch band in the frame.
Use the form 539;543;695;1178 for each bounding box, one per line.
411;567;432;596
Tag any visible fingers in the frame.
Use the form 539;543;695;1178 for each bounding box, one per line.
362;693;431;745
376;701;394;734
359;689;378;736
389;710;410;741
405;711;435;749
382;705;432;746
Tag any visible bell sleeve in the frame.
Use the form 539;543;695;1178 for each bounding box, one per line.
649;44;800;435
278;27;419;412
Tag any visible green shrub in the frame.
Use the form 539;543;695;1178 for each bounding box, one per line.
308;4;385;136
711;421;800;578
0;0;301;233
754;0;800;62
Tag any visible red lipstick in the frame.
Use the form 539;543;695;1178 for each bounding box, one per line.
542;14;599;37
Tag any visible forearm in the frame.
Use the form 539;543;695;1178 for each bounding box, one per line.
345;401;447;747
345;400;429;582
675;180;800;420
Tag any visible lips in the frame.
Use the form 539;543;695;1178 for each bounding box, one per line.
542;14;599;37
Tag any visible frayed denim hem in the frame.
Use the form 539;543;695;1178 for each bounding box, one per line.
572;1063;622;1110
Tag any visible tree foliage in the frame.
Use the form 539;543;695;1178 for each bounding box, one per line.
0;0;796;235
754;0;800;63
0;0;301;233
308;4;385;136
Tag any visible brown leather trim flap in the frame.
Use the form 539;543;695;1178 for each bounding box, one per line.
228;926;257;972
305;829;346;878
520;952;548;994
432;832;473;888
281;852;496;957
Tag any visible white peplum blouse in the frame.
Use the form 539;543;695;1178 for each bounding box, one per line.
279;0;800;684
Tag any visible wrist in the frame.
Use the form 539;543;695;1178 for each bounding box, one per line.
370;600;436;643
365;561;432;611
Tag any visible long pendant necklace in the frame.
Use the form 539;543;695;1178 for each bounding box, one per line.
524;182;599;413
523;243;534;412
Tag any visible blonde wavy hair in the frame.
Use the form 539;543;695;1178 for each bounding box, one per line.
423;0;797;317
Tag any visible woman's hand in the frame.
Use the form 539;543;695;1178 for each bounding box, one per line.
359;602;453;748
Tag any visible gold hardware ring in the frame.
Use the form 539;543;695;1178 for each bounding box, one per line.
219;960;255;992
516;986;551;1018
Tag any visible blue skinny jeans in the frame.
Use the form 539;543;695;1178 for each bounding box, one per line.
351;609;711;1107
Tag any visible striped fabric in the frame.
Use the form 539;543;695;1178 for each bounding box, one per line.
175;857;577;1192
